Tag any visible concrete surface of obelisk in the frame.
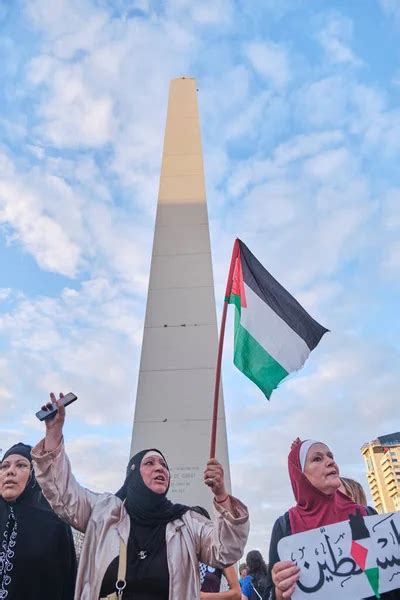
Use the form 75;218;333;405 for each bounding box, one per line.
131;77;231;511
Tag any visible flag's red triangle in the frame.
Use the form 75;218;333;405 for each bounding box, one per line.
231;255;247;307
350;540;368;570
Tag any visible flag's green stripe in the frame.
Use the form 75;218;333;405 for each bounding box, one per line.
227;293;241;310
364;567;380;598
227;293;289;398
232;304;288;399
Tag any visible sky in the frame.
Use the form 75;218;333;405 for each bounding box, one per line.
0;0;399;559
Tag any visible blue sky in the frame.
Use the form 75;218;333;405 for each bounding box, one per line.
0;0;399;556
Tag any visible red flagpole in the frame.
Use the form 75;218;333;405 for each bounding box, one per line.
209;239;240;459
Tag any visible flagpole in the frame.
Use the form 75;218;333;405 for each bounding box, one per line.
209;239;240;459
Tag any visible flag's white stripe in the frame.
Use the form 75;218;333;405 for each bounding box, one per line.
241;283;310;373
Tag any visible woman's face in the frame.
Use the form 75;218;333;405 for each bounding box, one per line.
304;443;341;495
0;454;31;502
139;453;170;494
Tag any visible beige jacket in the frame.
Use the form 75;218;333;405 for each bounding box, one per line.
32;439;249;600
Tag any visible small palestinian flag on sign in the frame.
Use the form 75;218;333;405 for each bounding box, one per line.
226;239;328;399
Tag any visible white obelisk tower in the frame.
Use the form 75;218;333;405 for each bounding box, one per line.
131;77;231;510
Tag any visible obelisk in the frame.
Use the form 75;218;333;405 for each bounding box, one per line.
131;77;231;510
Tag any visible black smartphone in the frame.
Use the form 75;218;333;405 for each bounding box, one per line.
35;392;78;421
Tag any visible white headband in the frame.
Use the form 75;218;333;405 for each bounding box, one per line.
141;451;164;462
299;440;318;471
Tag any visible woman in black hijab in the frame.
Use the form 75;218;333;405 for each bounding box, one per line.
32;394;249;600
0;442;76;600
100;448;193;598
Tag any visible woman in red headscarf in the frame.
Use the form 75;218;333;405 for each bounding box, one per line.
265;438;399;600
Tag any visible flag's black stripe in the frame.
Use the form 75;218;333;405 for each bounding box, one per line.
238;240;329;351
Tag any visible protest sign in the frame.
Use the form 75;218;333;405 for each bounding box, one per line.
278;512;400;599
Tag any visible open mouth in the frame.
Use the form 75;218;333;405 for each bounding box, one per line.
154;476;166;483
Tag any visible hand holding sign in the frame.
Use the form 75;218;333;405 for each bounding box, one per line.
272;560;300;599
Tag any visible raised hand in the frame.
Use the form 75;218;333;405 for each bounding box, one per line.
290;437;302;450
204;458;227;502
42;392;66;451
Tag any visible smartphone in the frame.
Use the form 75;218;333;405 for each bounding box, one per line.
35;392;78;421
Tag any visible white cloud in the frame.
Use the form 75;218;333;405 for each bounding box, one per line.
24;0;103;41
97;0;151;18
66;435;130;492
0;288;12;301
191;0;233;25
0;278;143;427
382;189;400;230
382;241;400;272
225;131;344;200
352;87;400;158
0;358;15;420
273;130;344;165
220;129;375;291
379;0;400;23
303;147;351;179
25;0;197;162
163;0;233;25
0;146;153;287
316;15;362;66
296;76;350;128
245;41;291;89
225;91;272;140
28;57;115;147
0;155;82;277
0;386;11;403
200;66;253;155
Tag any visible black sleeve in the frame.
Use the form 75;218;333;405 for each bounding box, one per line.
266;514;291;600
366;505;378;516
62;524;77;600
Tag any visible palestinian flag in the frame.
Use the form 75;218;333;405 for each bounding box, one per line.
226;239;328;399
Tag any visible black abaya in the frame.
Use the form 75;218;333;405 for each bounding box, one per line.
0;473;76;600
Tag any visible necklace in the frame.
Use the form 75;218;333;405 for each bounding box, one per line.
131;522;166;565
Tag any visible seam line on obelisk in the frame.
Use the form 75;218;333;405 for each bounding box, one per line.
152;252;211;257
139;365;215;373
134;418;226;424
144;323;215;328
149;285;213;290
162;153;201;157
155;224;208;228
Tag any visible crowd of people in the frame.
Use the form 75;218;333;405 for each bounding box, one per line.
1;393;399;599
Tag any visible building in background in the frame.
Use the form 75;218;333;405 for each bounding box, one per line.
361;432;400;512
